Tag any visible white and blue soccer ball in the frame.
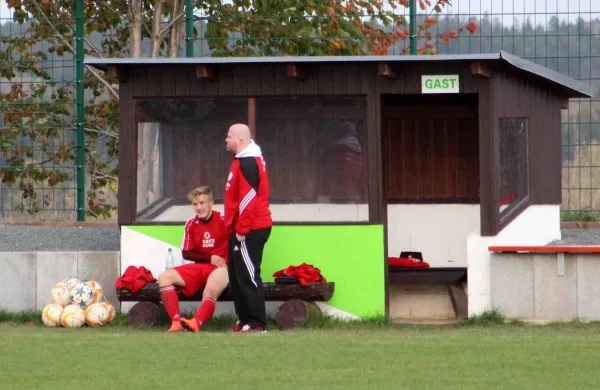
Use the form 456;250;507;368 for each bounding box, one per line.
70;282;94;308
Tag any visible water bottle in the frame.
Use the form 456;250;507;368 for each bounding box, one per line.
165;248;174;270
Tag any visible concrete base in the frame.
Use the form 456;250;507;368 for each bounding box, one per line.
0;252;120;311
389;284;458;321
491;253;600;321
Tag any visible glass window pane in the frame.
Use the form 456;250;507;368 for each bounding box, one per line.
135;98;248;222
256;96;368;222
498;117;529;215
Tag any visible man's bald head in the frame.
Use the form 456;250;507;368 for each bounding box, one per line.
226;123;252;154
229;124;252;141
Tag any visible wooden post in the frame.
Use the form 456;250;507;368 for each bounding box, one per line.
248;97;256;139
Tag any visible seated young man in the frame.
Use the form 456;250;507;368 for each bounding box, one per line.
158;186;229;333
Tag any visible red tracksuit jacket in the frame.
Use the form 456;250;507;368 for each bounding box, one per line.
224;140;272;236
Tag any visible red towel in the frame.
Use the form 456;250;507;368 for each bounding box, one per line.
388;257;430;268
114;265;157;292
273;263;326;287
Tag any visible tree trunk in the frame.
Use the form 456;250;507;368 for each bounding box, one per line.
150;0;165;57
276;299;322;330
167;0;184;58
128;0;142;58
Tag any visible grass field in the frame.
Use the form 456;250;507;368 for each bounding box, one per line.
2;311;600;389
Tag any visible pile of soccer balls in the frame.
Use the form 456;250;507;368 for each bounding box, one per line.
41;277;116;328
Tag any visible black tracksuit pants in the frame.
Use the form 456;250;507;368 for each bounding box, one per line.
228;227;271;329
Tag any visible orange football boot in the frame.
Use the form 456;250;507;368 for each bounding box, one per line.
179;317;200;333
168;320;185;333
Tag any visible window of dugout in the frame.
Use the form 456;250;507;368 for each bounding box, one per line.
134;96;369;223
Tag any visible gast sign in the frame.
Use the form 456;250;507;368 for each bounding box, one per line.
421;75;460;94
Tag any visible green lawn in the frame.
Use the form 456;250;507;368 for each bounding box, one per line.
2;316;600;389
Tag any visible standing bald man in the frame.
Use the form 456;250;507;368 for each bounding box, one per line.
223;123;273;333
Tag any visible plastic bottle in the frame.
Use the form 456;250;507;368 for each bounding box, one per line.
165;248;174;269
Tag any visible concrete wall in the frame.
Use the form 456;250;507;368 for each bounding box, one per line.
467;205;561;316
491;252;600;321
0;252;120;311
387;204;480;267
389;284;458;321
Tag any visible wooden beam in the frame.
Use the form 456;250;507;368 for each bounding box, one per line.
117;282;335;302
107;65;128;82
471;61;491;78
196;64;217;81
248;97;256;139
286;63;308;81
378;62;398;79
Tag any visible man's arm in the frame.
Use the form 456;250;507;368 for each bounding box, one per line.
180;219;208;263
235;157;260;235
224;167;240;236
182;250;211;263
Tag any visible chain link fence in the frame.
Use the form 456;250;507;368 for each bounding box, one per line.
0;2;84;221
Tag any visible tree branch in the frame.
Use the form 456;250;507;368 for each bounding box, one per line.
29;0;118;99
85;65;119;100
84;127;118;139
159;0;201;36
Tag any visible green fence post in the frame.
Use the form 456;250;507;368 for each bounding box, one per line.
409;0;417;55
75;0;85;221
186;0;194;57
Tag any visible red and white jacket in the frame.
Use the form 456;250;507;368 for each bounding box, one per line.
224;140;272;236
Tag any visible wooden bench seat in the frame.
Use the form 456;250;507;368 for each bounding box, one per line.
117;281;335;330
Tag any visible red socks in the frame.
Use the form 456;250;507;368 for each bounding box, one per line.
159;285;180;321
160;286;215;327
194;298;216;325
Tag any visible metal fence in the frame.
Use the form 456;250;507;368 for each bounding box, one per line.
0;0;85;221
0;0;598;221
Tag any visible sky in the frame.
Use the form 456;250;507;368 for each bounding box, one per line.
1;0;599;26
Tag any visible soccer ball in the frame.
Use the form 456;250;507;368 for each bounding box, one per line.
62;277;82;290
85;303;110;327
99;301;116;324
61;304;86;328
70;282;94;308
86;280;104;304
50;282;71;306
41;303;64;327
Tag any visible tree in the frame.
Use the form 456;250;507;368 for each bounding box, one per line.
0;0;477;219
202;0;478;56
1;0;192;218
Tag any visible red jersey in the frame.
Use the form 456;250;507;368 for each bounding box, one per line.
224;140;272;236
180;211;228;263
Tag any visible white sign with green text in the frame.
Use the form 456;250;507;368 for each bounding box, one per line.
421;75;459;94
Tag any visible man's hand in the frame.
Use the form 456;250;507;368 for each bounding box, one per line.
236;233;245;242
210;255;226;268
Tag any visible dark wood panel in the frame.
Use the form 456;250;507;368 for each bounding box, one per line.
388;267;467;284
382;102;479;202
493;71;562;205
118;80;135;225
490;69;563;233
129;62;482;99
478;77;497;236
256;98;368;203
